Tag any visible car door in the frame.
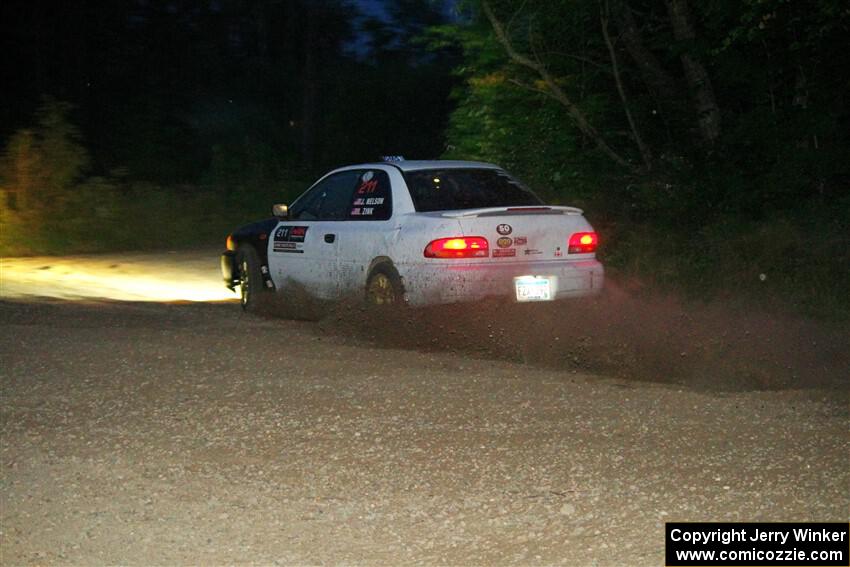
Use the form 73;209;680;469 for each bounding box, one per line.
268;170;360;299
334;168;399;296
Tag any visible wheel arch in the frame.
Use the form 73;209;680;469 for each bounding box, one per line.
367;255;396;276
230;218;277;266
229;218;277;290
365;256;406;303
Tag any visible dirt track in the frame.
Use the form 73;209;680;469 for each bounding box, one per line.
1;251;848;565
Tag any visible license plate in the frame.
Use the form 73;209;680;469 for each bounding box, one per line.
514;276;553;302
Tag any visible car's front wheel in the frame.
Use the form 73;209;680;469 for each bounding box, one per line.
365;264;404;305
236;245;268;313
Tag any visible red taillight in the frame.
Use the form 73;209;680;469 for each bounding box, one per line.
568;232;598;254
424;237;489;259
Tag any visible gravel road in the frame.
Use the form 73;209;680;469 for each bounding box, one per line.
1;294;848;566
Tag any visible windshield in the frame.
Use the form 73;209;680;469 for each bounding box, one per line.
404;168;543;212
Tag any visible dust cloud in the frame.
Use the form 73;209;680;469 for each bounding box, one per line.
273;280;849;394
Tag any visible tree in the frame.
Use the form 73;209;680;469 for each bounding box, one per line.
480;0;632;169
1;98;89;219
600;0;653;168
664;0;721;147
1;98;93;252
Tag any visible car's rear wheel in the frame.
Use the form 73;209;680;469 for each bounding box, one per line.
236;245;268;313
365;264;404;305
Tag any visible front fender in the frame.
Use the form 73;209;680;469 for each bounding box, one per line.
222;217;278;291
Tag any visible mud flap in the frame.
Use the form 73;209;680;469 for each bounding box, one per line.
221;251;238;290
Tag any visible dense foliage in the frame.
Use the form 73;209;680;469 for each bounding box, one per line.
438;0;850;315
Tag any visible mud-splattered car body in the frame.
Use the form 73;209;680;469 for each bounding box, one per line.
222;160;603;308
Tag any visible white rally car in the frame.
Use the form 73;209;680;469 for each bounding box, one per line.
221;160;603;311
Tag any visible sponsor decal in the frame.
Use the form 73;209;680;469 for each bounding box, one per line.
514;236;527;246
496;223;512;235
273;225;308;252
361;170;374;182
493;248;516;258
497;237;513;248
274;225;308;243
273;242;304;253
524;249;542;255
554;246;563;257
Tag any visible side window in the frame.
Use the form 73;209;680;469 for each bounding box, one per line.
348;170;392;221
289;185;323;220
290;171;360;221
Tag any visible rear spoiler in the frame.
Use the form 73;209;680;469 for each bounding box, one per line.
440;205;583;218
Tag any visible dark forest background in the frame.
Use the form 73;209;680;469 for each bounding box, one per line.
1;0;848;316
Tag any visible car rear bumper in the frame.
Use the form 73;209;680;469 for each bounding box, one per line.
398;258;604;306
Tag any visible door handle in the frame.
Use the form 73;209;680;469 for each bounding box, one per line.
324;233;336;243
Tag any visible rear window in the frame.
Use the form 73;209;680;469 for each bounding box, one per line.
404;168;543;212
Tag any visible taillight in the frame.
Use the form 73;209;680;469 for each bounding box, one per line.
424;237;489;259
568;232;598;254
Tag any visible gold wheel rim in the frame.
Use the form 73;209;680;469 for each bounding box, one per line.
367;273;396;305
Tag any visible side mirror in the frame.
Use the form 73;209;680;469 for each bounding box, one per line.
272;204;289;219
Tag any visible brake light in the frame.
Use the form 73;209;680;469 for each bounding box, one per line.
568;232;598;254
424;237;489;258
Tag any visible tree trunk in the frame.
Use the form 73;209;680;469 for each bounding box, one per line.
481;0;632;170
611;0;678;105
601;0;653;169
665;0;721;147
